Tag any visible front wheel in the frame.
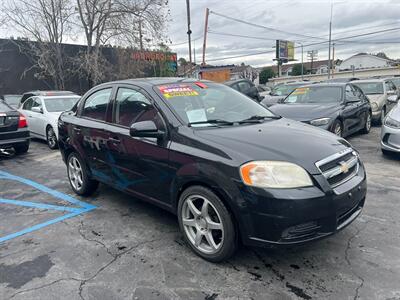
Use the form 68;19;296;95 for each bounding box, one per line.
67;152;98;196
14;142;29;154
361;111;372;134
331;120;343;137
46;126;58;149
178;186;237;262
377;107;386;126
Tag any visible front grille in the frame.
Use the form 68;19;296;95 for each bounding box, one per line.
316;148;359;188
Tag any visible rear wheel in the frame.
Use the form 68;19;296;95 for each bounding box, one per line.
67;152;98;196
331;120;343;137
46;126;58;149
361;111;372;134
14;142;29;154
178;186;237;262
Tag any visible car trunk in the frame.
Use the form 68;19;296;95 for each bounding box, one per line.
0;103;19;132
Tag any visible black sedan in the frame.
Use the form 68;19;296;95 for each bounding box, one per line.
0;94;21;109
224;79;262;101
269;83;372;137
58;78;366;262
0;100;30;154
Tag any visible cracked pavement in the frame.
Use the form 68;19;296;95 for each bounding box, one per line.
1;126;400;299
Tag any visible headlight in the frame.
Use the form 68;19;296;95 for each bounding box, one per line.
310;117;330;126
385;116;400;129
240;161;313;188
371;102;379;110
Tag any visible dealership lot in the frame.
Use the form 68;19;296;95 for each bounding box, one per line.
0;127;399;300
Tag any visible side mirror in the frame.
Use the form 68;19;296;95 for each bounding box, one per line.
387;90;396;96
388;95;398;103
31;106;43;113
277;98;285;104
129;120;165;138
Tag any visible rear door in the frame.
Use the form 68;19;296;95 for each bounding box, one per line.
77;87;114;184
107;85;171;206
29;97;47;138
343;84;362;134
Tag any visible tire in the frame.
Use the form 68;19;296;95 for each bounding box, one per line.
14;142;29;154
177;186;237;262
67;152;98;196
361;111;372;134
46;126;58;149
331;120;343;137
377;107;386;126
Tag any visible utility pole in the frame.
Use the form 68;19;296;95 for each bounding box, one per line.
139;18;143;50
332;43;335;78
307;50;318;74
186;0;192;65
301;43;304;80
327;3;333;79
202;8;210;66
193;39;196;64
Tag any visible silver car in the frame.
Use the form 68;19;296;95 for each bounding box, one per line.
381;103;400;154
353;79;399;124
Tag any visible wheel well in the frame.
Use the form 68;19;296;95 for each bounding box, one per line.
176;181;242;244
45;124;53;135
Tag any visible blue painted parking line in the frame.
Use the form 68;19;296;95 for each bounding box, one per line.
0;170;96;243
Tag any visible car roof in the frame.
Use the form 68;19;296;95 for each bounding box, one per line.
352;79;386;83
23;90;76;96
299;82;348;88
94;77;215;88
224;79;251;85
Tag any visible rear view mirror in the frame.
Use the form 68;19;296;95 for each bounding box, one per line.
31;106;43;113
130;120;165;139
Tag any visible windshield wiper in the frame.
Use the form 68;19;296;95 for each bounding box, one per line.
188;119;234;127
237;115;281;124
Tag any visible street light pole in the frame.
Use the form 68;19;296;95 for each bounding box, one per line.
327;3;333;79
186;0;192;65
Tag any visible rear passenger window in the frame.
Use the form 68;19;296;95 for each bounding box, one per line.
82;88;112;121
22;98;34;110
115;87;163;128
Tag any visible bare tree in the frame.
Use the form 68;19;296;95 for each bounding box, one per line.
4;0;74;89
75;0;168;85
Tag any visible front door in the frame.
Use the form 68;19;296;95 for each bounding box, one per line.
343;84;361;134
78;87;114;184
107;86;172;206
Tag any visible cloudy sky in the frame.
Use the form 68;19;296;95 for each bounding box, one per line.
166;0;400;67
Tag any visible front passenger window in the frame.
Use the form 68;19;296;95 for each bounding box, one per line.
115;88;162;128
82;88;112;121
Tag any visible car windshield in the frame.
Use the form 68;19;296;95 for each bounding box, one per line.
271;84;305;96
285;86;342;104
44;97;80;112
390;78;400;87
352;82;384;95
4;95;20;106
157;82;276;127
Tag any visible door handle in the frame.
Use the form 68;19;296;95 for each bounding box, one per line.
109;137;120;144
73;127;81;133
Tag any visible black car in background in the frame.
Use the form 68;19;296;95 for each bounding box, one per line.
224;79;262;101
269;83;372;137
58;78;366;262
0;100;30;154
261;81;314;107
0;94;21;109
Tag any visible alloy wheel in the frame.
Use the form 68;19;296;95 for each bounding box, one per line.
47;127;57;148
68;156;83;191
334;123;342;136
380;108;386;125
366;113;371;131
181;195;224;254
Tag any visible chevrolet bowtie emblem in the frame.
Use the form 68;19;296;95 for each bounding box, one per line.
339;161;349;173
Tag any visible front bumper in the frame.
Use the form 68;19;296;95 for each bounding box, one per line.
238;163;366;247
381;124;400;152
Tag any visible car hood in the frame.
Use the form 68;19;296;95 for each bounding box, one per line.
366;94;385;104
269;103;340;122
194;118;349;174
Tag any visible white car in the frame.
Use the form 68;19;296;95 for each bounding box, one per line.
19;92;80;149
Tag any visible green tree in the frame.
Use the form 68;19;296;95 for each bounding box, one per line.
259;67;275;84
291;64;305;76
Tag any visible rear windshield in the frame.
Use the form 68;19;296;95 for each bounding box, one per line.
3;95;20;106
352;82;384;95
44;97;80;112
285;86;343;104
0;102;12;111
156;82;275;126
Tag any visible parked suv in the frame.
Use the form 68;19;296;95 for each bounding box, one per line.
224;79;262;101
19;91;80;149
59;78;367;262
352;79;399;124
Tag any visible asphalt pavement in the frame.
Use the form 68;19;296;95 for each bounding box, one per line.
0;126;399;300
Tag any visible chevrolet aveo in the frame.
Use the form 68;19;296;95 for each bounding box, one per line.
58;78;367;262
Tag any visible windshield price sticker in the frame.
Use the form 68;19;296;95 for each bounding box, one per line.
292;87;310;95
159;85;199;98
